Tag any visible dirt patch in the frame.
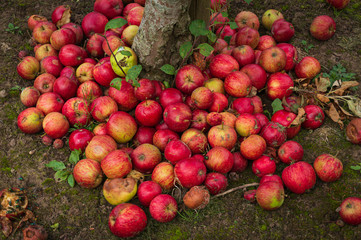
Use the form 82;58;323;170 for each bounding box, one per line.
0;0;360;239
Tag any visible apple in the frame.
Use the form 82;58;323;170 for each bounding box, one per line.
103;177;137;205
327;0;350;9
32;21;57;44
207;112;222;126
164;139;192;165
282;161;316;194
295;56;321;79
85;135;117;162
235;11;259;30
68;128;94;152
50;28;76;50
42;112;69;139
181;128;208;154
149;194;178;223
240;64;267;90
209;54;239;79
121;25;139;46
219;45;234;55
260;121;287;148
28;15;47;31
310;15;336;41
259;46;287;73
231;152;248;173
266;72;294;100
53;76;78;100
73;159;103;188
127;6;144;26
224;71;252;98
175;65;205;95
20;87;40;107
59;44;88;67
135;78;156;101
208;92;228;113
133;126;156;146
36;92;64;115
81;11;108;38
17;107;44;134
278;140;304;164
256;181;284;210
204;77;225;94
94;0;124;19
251;96;263;114
93;58;117;87
60;66;76;81
51;5;71;27
90;96;118;122
35;44;58;61
235;26;260;49
62;97;90;126
204;172;228;195
256;35;276;51
271;109;300;139
159;88;183;109
254;113;270;130
40;56;63;77
216;25;236;40
208;124;237;150
152;129;179;152
190;109;210;131
271;19;295;43
339;197;361;225
235;113;261;137
346;118;361;144
108;203;147;238
151;162;175;190
174;157;207;188
163;103;192;132
106;111;137;143
93;123;107;136
102;35;126;56
86;34;105;58
17;56;40;80
130;143;162;173
110;46;138;77
260;174;283;186
213;39;228;53
276;43;298;71
191;87;213;110
240;134;266;160
205;146;234;174
232;97;254;115
138;181;162;207
262;9;284;30
77;81;103;102
313;153;343;182
252;155;276;178
231;45;255;67
135;100;162;127
61;23;84;44
302;105;325;129
34;73;56;94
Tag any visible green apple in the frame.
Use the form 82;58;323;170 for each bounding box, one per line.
110;46;138;77
262;9;284;30
103;178;137;205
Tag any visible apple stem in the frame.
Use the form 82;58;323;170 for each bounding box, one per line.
212;182;259;199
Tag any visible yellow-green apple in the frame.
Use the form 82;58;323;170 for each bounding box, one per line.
17;107;44;134
110;46;137;77
261;9;284;30
75;62;95;83
35;44;58;61
204;77;225;94
17;56;40;80
121;25;139;46
73;159;103;188
103;177;137;205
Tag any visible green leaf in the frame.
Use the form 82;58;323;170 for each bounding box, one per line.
50;223;59;231
67;174;75;187
69;149;81;165
104;18;128;32
224;36;232;45
132;79;140;88
350;165;361;171
110;77;124;90
125;65;142;82
244;0;253;4
207;31;217;43
221;12;229;18
271;98;284;114
45;161;66;171
160;64;175;75
179;41;193;59
229;22;239;30
189;20;209;37
120;50;132;57
54;170;70;182
197;43;214;57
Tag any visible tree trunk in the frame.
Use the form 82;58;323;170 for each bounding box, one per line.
132;0;192;81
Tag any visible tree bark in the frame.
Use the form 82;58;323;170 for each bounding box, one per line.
132;0;192;81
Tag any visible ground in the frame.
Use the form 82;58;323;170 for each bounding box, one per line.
0;0;361;239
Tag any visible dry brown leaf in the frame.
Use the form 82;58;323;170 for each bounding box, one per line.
191;51;207;71
247;86;258;97
326;103;344;129
317;94;330;104
334;99;353;116
333;81;359;96
0;216;12;237
346;98;361;118
294;78;308;83
12;209;35;235
291;108;306;126
315;75;330;92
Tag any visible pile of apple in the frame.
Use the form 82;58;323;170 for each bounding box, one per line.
15;0;361;238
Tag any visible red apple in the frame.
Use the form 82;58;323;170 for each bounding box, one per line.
235;113;261;137
51;5;71;27
17;107;44;134
240;134;266;160
240;63;267;90
216;25;236;40
90;96;118;122
34;73;56;94
138;181;162;207
302;105;325;129
149;194;178;223
106;111;137;143
224;71;252;98
235;11;259;30
210;12;229;31
77;80;103;102
252;155;276;177
50;28;76;50
130;143;162;173
101;150;132;179
59;44;87;67
209;54;239;79
256;181;284;210
235;26;260;49
102;35;126;56
260;174;283;186
266;72;294;100
260;121;287;148
127;6;144;26
93;123;107;136
151;162;175;190
175;65;205;95
94;0;124;19
278;140;304;164
85;135;117;162
36;92;64;115
191;87;213;110
53;76;78;100
42;112;69;138
75;62;95;83
93;58;117;87
231;45;255;67
208;92;228;113
231;152;248;173
282;161;316;194
133;126;155;146
313;153;343;182
181;128;208;154
295;56;321;79
271;19;295;43
32;21;57;44
205;146;234;174
310;15;336;41
159;88;183;109
60;66;76;81
28;15;47;31
86;34;105;58
108;203;147;238
134;78;156;101
204;172;228;195
20;87;40;107
327;0;350;9
152;129;179;152
73;159;103;188
62;97;90;126
174;157;207;188
164;139;192;165
108;81;138;111
276;43;298;71
163;103;192;132
259;46;286;73
254;113;270;130
81;11;108;38
256;35;276;51
208;124;237;150
61;23;84;44
17;56;40;80
339;197;361;225
40;56;63;77
232;97;254;115
68;129;94;152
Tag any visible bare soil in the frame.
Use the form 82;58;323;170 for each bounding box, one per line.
0;0;360;239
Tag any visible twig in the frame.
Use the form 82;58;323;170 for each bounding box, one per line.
212;182;259;198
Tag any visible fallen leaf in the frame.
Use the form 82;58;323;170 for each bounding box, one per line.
291;108;306;126
247;86;258;97
191;51;207;71
0;216;12;237
333;81;359;96
294;78;308;83
316;94;330;104
346;98;361;118
315;75;330;92
331;79;342;88
12;209;35;235
326;103;344;129
334;99;353;116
